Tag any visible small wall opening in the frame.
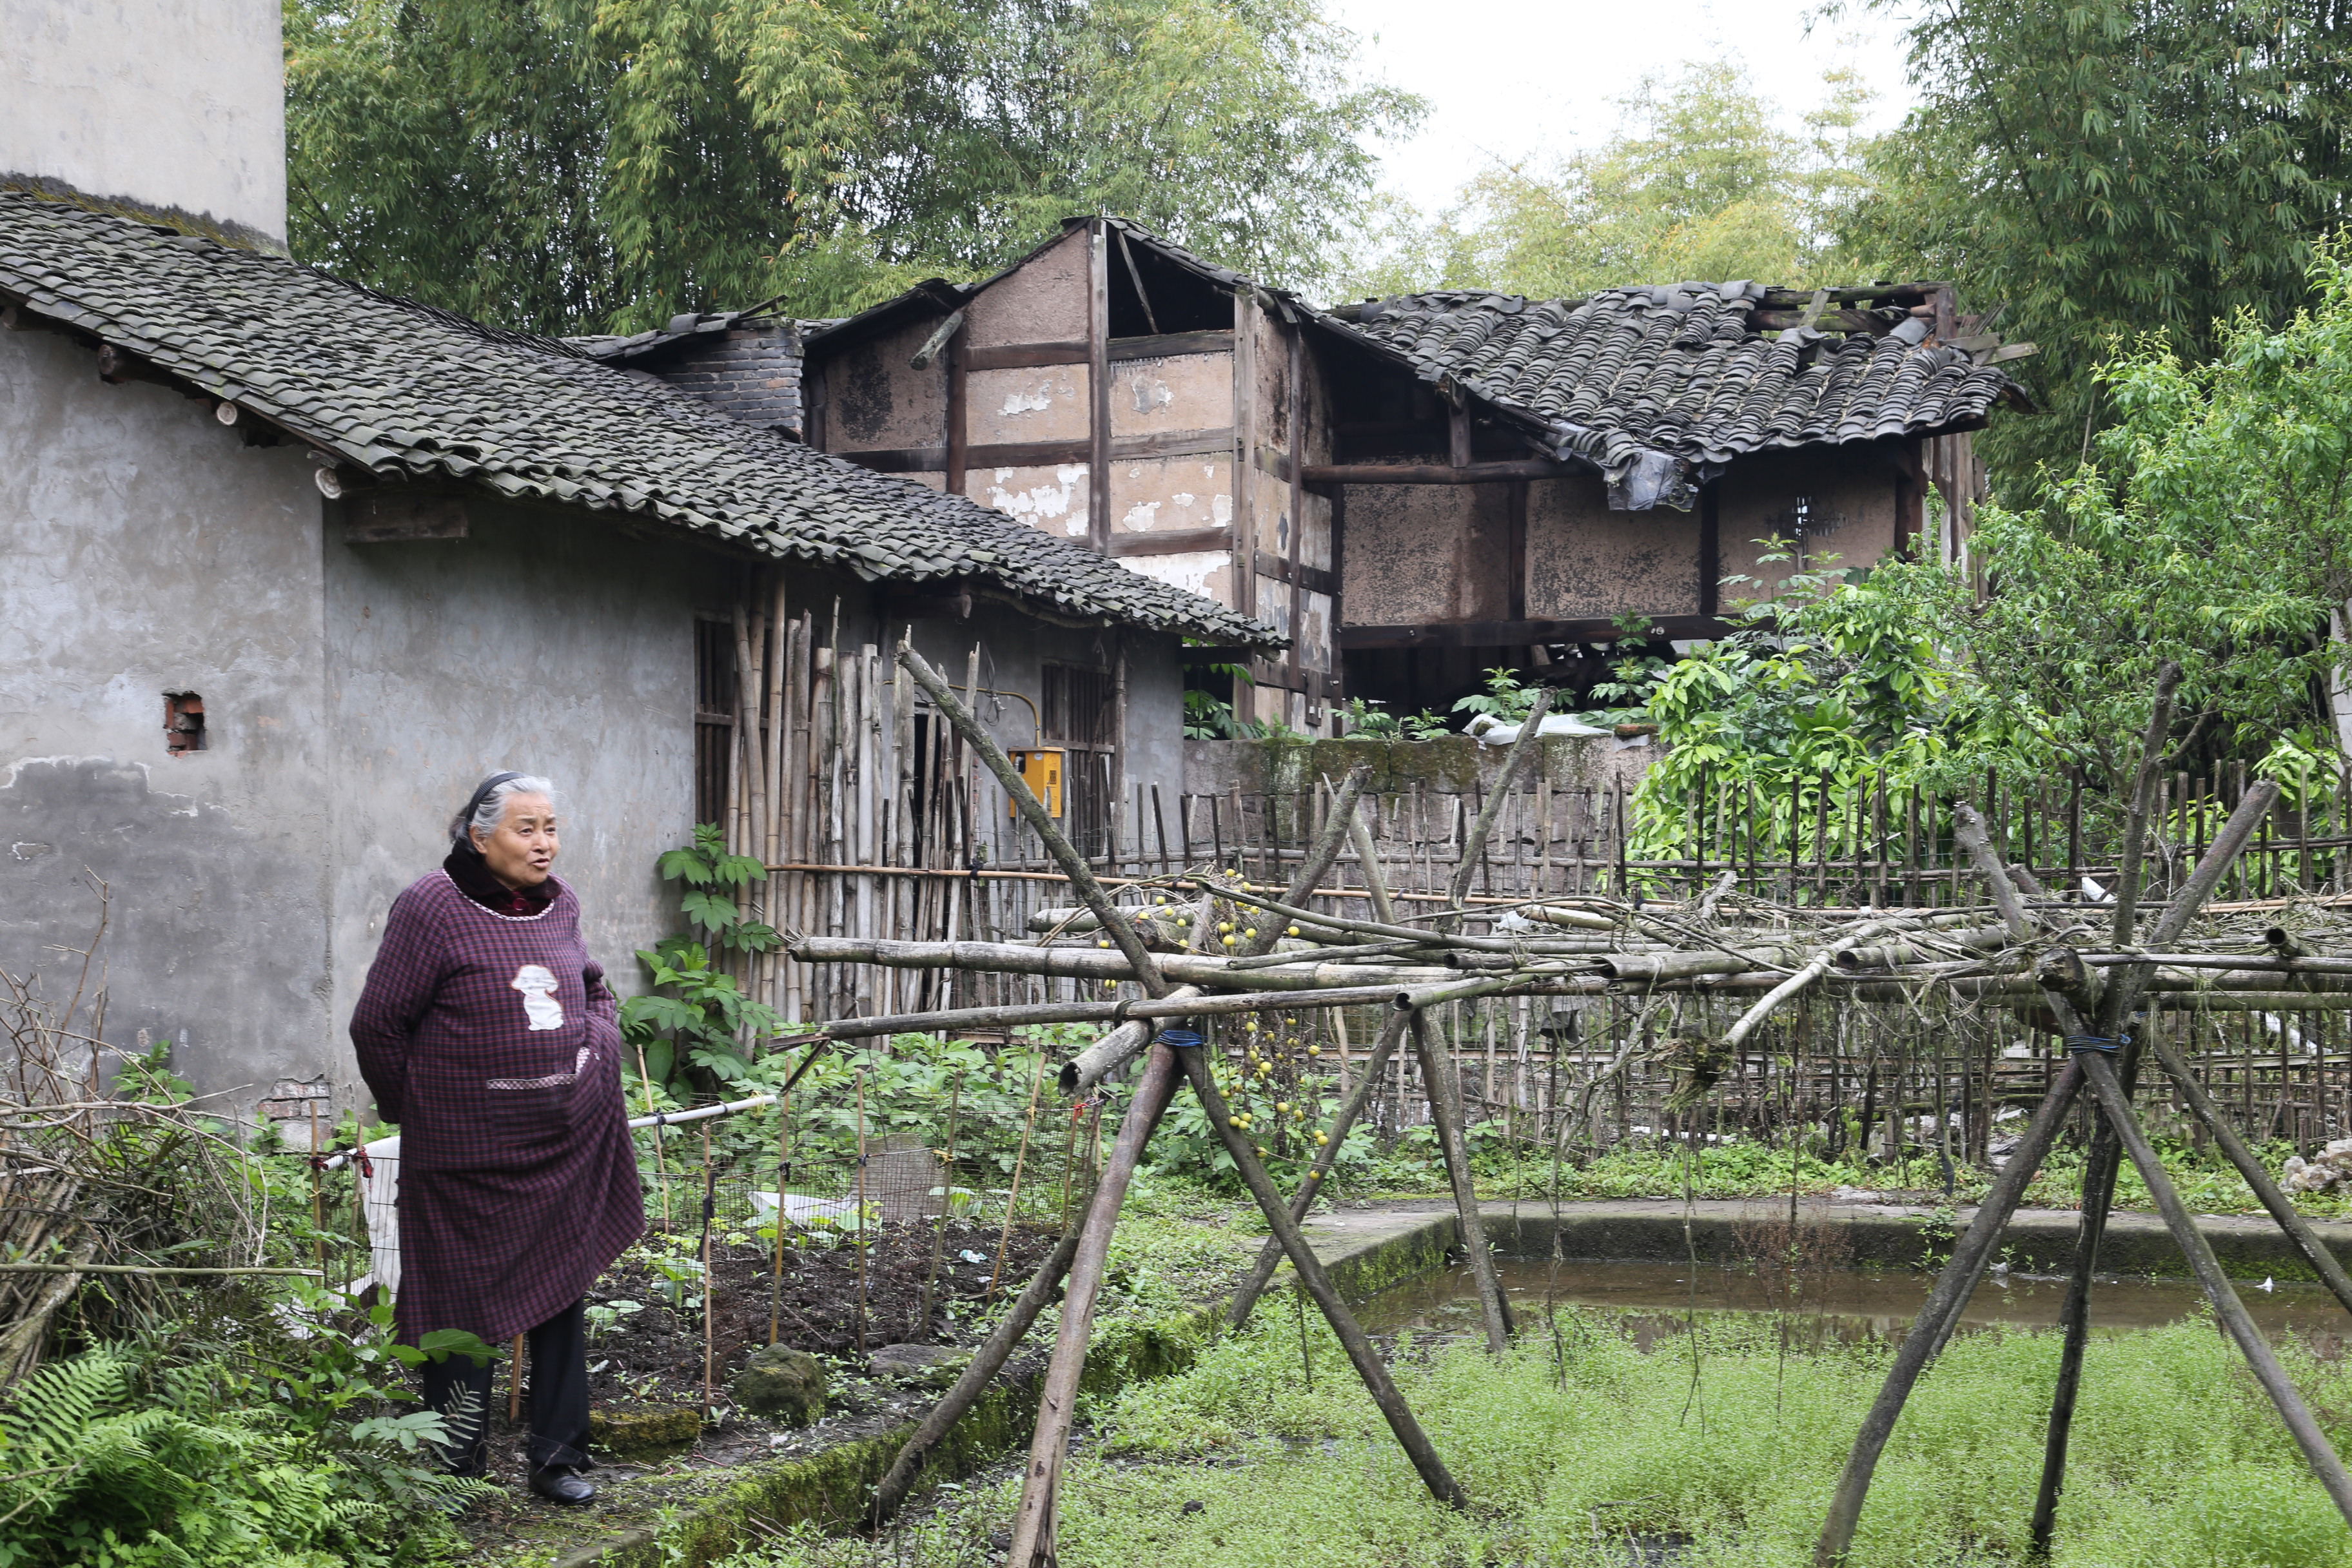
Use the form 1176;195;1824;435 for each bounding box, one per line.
164;692;206;754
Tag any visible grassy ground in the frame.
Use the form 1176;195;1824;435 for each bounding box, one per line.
707;1308;2352;1567
1311;1135;2352;1222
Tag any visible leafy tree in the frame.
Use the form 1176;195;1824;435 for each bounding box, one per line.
1631;244;2352;861
284;0;1420;333
1841;0;2352;489
1348;61;1874;300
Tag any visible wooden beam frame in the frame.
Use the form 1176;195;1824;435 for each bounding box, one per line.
1305;459;1577;485
835;427;1236;474
1088;220;1112;554
1340;614;1734;651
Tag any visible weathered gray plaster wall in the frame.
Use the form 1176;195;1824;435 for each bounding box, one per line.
0;326;327;1105
0;0;287;246
322;499;741;1115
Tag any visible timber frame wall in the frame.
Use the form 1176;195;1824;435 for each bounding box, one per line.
805;230;1995;736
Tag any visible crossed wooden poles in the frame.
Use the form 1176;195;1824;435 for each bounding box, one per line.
847;640;1538;1560
1813;671;2352;1563
819;643;2352;1563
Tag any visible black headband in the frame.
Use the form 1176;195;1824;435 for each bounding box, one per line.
451;770;527;848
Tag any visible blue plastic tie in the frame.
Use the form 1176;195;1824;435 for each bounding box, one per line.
1158;1028;1206;1050
2064;1034;2128;1055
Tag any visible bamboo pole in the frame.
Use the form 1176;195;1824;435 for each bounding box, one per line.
2076;1048;2352;1525
1174;1043;1467;1510
869;1227;1084;1528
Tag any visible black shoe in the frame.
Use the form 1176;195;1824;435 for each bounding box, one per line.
529;1466;596;1505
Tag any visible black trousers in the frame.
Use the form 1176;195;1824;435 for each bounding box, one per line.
422;1297;591;1473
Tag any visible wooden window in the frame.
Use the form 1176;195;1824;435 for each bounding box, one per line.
1042;663;1117;856
694;619;735;827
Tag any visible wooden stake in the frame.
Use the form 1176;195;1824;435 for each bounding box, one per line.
508;1333;525;1425
853;1069;869;1357
701;1124;716;1415
1175;1045;1466;1510
918;1074;962;1335
989;1050;1048;1301
769;1086;790;1346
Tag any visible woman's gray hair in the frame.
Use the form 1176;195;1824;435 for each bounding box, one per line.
457;774;560;843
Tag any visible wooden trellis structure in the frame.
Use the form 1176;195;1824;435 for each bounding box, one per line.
763;647;2352;1563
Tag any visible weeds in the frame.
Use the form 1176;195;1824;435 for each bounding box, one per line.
712;1311;2352;1567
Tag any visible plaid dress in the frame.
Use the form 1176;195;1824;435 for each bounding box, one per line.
351;872;644;1344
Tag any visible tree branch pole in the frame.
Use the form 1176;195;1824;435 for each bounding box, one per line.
1809;1059;2085;1567
1227;1008;1412;1328
1816;815;2107;1568
1411;1010;1514;1351
1004;1047;1182;1568
1354;792;1514;1352
2028;776;2275;1557
1059;767;1371;1097
2075;1048;2352;1526
1173;1043;1468;1510
896;638;1166;994
868;1226;1082;1529
896;638;1186;1568
1441;690;1551;930
2147;1032;2352;1316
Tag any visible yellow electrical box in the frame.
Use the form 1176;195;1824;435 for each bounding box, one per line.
1008;748;1065;817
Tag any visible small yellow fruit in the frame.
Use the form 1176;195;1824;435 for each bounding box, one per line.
1287;925;1300;937
1306;1169;1322;1181
1219;921;1234;934
1222;934;1236;947
1308;1046;1322;1057
1228;1116;1241;1128
1097;939;1110;948
1315;1132;1329;1146
1255;1145;1268;1157
1244;928;1258;939
1276;1101;1291;1113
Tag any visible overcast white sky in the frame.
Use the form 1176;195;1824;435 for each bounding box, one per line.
1325;0;1921;215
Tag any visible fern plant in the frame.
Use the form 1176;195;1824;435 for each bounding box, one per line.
0;1349;485;1567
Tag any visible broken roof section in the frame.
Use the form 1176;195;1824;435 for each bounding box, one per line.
1332;284;2026;509
818;216;2024;512
0;193;1280;648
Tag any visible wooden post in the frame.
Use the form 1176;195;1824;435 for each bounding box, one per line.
870;1228;1083;1528
2077;1049;2352;1526
1175;1044;1467;1510
1004;1046;1184;1567
1227;1008;1410;1327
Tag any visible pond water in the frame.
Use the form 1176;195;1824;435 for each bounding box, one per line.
1360;1255;2352;1353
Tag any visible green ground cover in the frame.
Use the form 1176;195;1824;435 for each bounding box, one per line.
711;1309;2352;1567
1324;1135;2352;1222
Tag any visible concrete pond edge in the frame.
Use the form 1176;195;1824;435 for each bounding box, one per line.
520;1198;2350;1567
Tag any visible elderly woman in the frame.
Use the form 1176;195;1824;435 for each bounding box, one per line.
351;772;644;1504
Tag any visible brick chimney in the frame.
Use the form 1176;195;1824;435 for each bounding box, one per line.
578;313;807;437
0;0;288;249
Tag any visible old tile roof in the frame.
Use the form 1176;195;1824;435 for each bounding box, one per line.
1335;284;2017;509
0;191;1279;647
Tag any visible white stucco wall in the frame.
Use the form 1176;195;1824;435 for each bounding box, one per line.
1;0;287;245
